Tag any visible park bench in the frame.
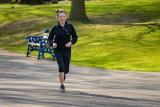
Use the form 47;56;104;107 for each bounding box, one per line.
25;30;55;60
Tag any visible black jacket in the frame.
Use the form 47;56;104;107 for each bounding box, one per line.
48;22;78;50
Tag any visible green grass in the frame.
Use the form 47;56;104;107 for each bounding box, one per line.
72;24;160;72
0;0;160;72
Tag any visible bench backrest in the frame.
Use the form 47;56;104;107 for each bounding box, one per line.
26;36;43;44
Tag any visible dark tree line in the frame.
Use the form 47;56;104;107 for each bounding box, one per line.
11;0;60;4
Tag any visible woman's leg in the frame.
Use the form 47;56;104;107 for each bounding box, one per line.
59;72;64;85
63;51;71;81
55;51;66;86
63;50;71;74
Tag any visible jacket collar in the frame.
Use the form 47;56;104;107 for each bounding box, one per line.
58;21;68;28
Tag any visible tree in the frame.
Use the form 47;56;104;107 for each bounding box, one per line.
69;0;88;21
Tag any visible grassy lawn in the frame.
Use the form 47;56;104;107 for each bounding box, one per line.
0;0;160;72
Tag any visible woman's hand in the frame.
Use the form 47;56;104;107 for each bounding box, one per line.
53;43;57;48
65;42;72;48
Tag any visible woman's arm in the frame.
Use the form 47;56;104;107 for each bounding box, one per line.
48;26;56;46
70;24;78;45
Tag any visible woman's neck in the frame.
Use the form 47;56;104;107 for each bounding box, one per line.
59;22;65;27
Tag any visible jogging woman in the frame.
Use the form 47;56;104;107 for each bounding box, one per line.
48;9;78;92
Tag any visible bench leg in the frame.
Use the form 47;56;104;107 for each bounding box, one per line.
26;45;30;57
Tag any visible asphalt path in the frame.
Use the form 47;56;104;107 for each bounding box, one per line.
0;51;160;107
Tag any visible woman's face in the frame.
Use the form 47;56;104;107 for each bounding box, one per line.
57;13;67;23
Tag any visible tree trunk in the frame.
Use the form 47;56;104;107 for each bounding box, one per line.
69;0;88;21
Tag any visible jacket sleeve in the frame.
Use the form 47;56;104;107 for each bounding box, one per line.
48;26;56;46
70;24;78;45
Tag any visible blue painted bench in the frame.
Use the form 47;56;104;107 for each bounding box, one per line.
25;34;55;60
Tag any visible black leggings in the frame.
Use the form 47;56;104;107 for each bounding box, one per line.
54;49;71;74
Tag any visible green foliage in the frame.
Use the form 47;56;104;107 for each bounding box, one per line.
11;0;58;4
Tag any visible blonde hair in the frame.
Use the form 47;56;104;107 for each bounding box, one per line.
56;9;67;17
